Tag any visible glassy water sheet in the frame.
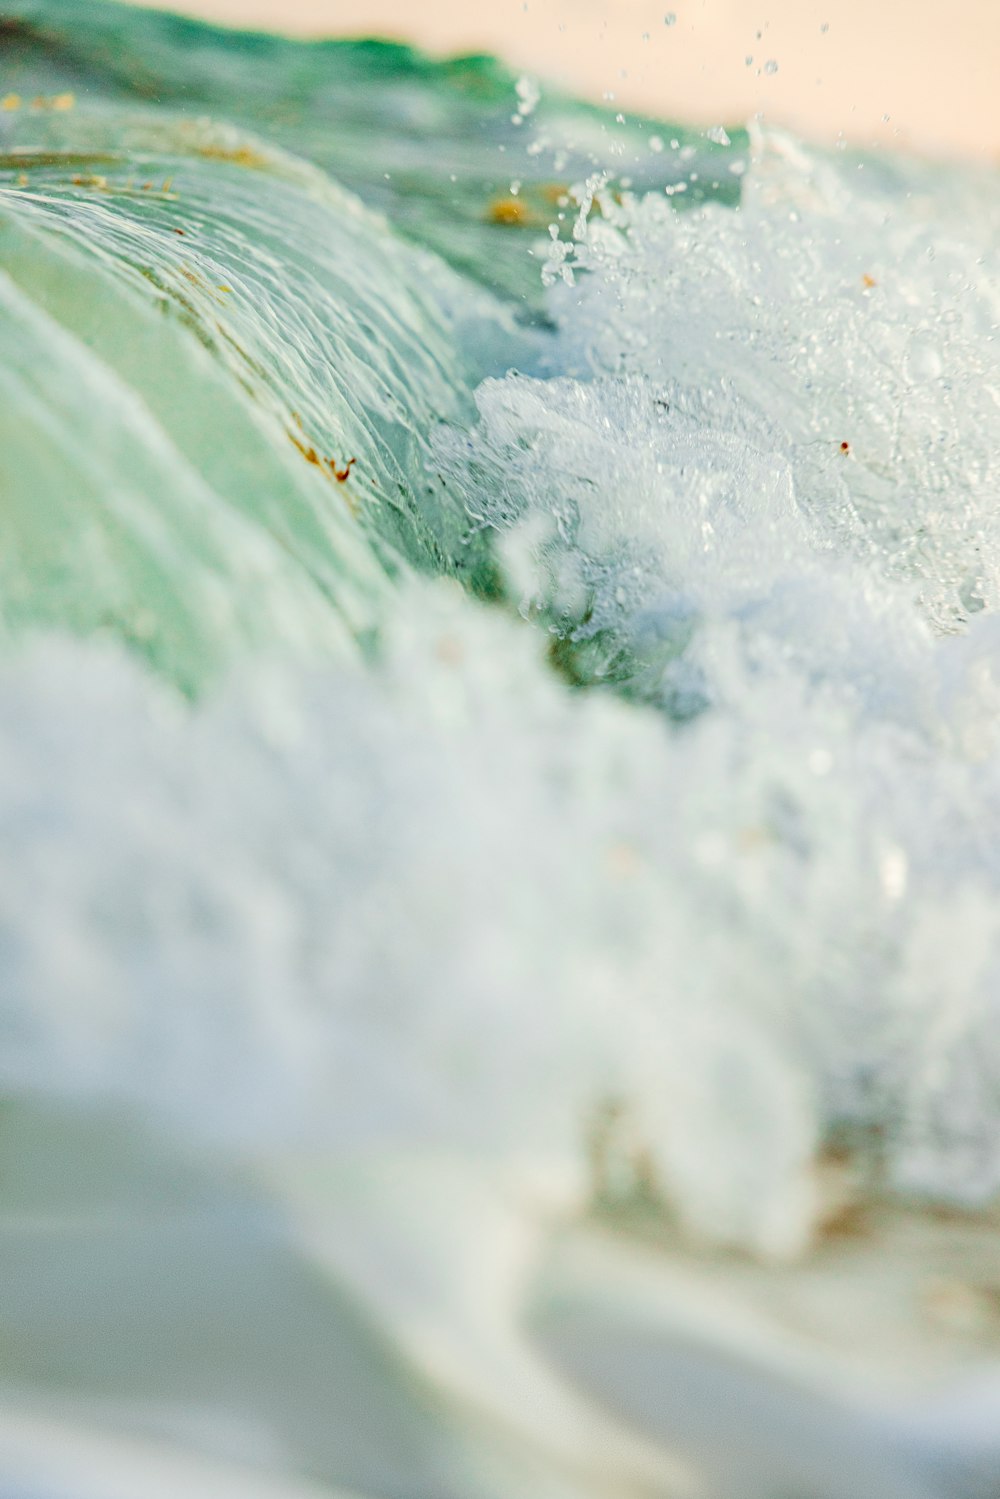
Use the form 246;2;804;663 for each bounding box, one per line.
2;3;1000;1498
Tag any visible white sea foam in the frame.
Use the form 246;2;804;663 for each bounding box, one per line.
5;99;1000;1497
434;127;1000;1219
5;129;1000;1263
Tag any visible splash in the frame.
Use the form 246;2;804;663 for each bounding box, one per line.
3;5;1000;1497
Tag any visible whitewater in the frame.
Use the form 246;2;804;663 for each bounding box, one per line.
2;4;1000;1496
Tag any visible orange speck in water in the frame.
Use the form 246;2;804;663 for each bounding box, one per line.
606;841;640;879
289;431;357;488
434;634;463;666
840;441;850;453
288;432;321;466
195;143;268;169
862;273;877;288
1;94;21;111
487;196;529;226
51;92;75;111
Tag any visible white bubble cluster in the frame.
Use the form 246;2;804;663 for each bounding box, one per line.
433;128;1000;1221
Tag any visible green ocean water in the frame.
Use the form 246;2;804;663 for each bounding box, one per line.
4;5;1000;1497
0;0;745;691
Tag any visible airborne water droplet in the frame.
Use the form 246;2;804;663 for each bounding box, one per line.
764;59;779;75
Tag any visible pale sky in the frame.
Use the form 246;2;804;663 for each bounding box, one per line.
126;0;999;159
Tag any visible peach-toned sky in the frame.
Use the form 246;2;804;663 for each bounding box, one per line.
125;0;998;160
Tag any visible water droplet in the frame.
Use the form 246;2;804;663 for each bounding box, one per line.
664;11;677;25
764;59;779;75
649;134;665;153
879;846;908;902
906;334;943;382
515;75;541;118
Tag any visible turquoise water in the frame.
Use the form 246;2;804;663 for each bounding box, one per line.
3;4;1000;1496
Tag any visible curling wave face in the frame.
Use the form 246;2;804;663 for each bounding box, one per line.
3;4;1000;1497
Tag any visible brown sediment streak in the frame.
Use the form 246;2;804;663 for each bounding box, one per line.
194;143;269;169
0;150;121;168
288;431;357;493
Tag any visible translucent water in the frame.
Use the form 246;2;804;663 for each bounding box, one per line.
3;4;1000;1497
